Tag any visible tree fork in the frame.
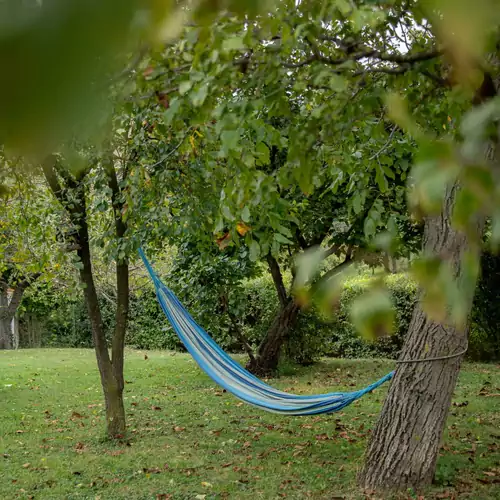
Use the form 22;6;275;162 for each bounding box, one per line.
41;156;127;438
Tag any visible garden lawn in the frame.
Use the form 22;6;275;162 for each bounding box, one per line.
0;349;499;500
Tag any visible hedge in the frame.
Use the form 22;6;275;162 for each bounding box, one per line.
20;270;499;362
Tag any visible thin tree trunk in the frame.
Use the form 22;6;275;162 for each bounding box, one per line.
359;69;499;492
12;314;19;349
247;251;352;375
107;160;129;401
77;213;126;438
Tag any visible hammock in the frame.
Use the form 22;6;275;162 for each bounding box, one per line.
140;249;394;415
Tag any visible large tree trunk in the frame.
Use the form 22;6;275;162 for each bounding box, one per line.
359;69;499;491
246;299;301;375
359;183;483;491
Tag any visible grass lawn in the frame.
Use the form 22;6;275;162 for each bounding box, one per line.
0;349;499;499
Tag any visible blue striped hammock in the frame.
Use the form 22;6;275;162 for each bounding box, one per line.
140;249;394;415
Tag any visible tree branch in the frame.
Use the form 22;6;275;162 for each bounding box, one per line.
294;227;308;250
266;254;289;307
282;45;442;77
41;155;67;207
315;247;354;286
228;310;255;363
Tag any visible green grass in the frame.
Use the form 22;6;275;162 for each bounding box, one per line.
1;349;499;499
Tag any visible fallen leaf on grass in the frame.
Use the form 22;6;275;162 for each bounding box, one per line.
107;450;125;456
74;442;86;453
143;467;162;474
435;491;453;499
22;463;31;468
173;426;185;432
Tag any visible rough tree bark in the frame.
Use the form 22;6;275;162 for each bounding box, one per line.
42;156;129;438
247;299;301;375
0;278;37;349
0;286;12;349
247;252;352;375
359;71;500;492
246;255;302;375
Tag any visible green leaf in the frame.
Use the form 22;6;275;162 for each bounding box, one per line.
277;224;293;238
179;80;193;95
214;217;224;233
221;205;235;221
222;36;246;52
249;240;260;262
364;217;376;238
221;130;240;154
241;206;251;223
293;246;326;291
274;233;294;244
191;84;209;107
375;164;389;192
255;142;270;165
350;288;395;341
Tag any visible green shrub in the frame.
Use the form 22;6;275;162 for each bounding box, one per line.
126;288;182;350
469;250;500;361
20;263;499;363
325;274;417;359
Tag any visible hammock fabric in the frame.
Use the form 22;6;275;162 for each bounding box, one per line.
140;249;394;415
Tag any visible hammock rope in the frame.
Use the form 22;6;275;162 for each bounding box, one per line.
139;249;394;415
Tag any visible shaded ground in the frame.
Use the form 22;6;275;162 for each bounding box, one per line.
0;349;498;499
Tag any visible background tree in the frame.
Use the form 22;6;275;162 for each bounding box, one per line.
0;164;62;349
129;12;423;373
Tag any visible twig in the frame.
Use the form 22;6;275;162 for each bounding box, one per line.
369;125;398;161
149;130;192;170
